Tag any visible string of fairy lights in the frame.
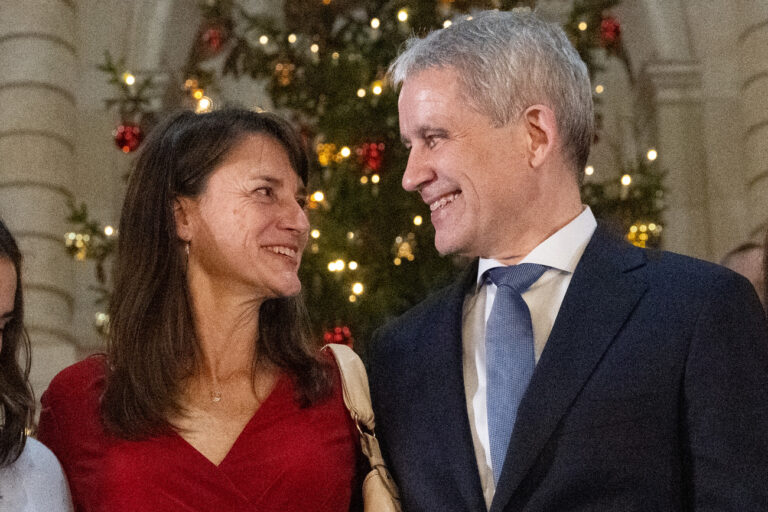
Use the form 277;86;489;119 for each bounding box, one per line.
177;6;418;114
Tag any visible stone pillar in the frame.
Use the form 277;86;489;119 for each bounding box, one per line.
740;0;768;239
0;0;78;397
640;61;710;259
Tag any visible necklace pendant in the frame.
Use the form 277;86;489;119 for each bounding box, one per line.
210;391;222;403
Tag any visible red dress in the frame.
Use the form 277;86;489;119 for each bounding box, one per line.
38;356;359;512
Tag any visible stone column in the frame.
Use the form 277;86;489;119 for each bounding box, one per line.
640;61;710;259
740;0;768;239
0;0;78;397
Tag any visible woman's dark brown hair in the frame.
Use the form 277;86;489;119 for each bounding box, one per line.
0;218;34;466
103;109;332;439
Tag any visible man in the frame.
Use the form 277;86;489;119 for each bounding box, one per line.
368;10;768;512
720;242;765;308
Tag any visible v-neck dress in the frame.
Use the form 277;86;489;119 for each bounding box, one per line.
37;356;359;512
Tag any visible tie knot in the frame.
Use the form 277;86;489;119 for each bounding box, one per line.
485;263;547;293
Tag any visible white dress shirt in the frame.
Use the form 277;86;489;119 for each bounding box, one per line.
461;207;597;509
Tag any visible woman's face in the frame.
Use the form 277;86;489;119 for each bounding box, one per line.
176;134;310;301
0;258;17;353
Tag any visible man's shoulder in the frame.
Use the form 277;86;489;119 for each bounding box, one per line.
588;236;757;303
370;268;469;360
638;247;747;289
587;226;741;284
377;270;467;336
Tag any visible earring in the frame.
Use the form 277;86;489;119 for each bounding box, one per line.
183;241;190;273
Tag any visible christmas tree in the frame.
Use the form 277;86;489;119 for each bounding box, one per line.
66;0;663;349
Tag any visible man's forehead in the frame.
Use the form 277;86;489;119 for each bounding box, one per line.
400;68;458;94
399;78;457;119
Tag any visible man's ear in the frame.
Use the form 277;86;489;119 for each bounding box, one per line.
173;197;194;242
523;104;558;169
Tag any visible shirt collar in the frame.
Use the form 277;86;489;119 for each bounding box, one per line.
476;206;597;286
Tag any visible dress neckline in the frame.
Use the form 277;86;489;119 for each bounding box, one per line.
172;372;290;468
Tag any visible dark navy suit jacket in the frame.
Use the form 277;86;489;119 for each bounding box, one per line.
368;226;768;512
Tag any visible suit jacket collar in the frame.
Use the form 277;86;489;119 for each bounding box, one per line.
490;225;648;512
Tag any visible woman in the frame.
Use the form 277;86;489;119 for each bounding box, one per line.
0;218;73;511
38;110;360;511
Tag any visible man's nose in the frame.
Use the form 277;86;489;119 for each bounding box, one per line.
401;147;435;192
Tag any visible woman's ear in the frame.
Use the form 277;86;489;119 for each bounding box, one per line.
523;104;558;169
173;197;194;242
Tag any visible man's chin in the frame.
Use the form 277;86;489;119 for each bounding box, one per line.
433;236;454;257
434;235;472;259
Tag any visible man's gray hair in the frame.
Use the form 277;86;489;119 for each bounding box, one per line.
389;10;594;178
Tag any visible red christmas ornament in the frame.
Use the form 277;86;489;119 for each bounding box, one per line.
356;142;385;173
113;123;143;153
599;15;621;51
199;19;230;58
323;325;354;347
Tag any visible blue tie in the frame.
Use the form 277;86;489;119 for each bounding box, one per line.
484;263;547;484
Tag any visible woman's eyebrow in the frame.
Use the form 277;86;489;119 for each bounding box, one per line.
253;174;307;196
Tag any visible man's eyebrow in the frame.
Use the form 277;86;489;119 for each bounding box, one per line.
402;126;449;145
419;126;449;138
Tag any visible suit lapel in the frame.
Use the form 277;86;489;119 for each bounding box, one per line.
491;227;648;512
414;262;487;512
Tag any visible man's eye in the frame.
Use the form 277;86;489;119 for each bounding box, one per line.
297;197;308;209
255;187;273;197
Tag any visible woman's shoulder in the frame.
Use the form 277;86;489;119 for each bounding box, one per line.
37;355;111;485
40;355;108;435
320;343;360;391
0;438;74;511
318;345;359;436
19;438;66;475
42;355;107;405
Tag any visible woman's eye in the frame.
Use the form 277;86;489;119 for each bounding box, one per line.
297;197;308;209
255;187;273;197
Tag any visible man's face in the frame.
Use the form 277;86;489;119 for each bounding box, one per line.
398;67;539;260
